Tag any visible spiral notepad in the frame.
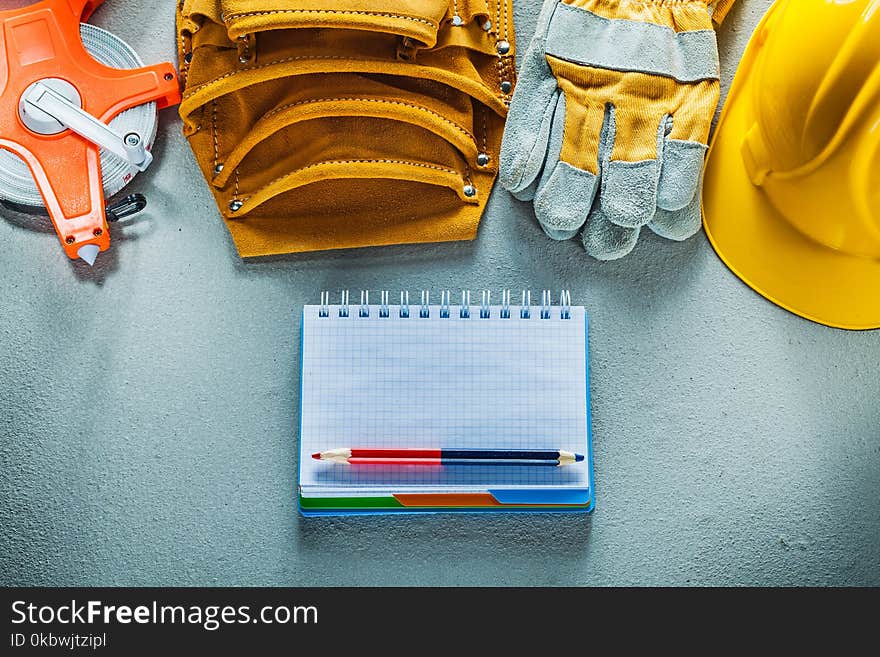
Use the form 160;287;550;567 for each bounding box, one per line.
297;290;594;515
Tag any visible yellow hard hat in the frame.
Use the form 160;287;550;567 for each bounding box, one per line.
703;0;880;330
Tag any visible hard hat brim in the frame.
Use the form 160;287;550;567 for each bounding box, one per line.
702;13;880;331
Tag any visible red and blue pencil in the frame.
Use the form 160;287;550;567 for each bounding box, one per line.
312;448;584;467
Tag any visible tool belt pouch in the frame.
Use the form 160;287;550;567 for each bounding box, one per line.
177;0;516;257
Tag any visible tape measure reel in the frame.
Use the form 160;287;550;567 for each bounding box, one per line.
0;0;180;266
0;23;158;209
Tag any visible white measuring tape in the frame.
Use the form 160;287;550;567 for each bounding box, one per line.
0;23;158;209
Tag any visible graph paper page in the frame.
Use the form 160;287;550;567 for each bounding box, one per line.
299;304;590;496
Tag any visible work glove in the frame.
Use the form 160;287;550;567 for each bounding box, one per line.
500;0;734;260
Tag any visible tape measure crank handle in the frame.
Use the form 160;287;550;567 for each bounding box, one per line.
21;81;153;171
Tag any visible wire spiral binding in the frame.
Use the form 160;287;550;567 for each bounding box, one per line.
560;290;571;320
317;290;574;320
541;290;551;319
379;291;390;318
480;290;491;319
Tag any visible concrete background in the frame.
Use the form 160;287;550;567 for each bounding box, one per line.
1;1;878;587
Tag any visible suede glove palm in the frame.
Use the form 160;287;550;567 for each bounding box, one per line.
500;0;734;260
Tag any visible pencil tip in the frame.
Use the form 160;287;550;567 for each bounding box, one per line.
575;453;585;462
312;452;321;460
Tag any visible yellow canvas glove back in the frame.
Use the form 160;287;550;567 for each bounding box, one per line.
499;0;734;260
176;0;516;257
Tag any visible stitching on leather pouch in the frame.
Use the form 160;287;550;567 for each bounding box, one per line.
495;0;505;99
211;99;219;168
224;9;437;28
182;56;501;111
501;0;516;103
183;55;399;97
243;159;461;204
180;44;190;85
178;28;187;83
261;96;477;144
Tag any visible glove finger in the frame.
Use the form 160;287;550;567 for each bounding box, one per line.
582;206;641;261
498;47;560;197
533;93;600;240
658;74;718;210
509;176;541;203
649;172;703;241
598;107;662;229
657;137;707;211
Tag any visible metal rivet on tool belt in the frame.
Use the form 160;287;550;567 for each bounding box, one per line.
238;54;250;64
229;200;243;212
500;81;512;93
477;153;490;166
214;164;224;175
184;52;193;64
482;20;492;31
463;185;476;197
452;15;463;26
497;40;510;54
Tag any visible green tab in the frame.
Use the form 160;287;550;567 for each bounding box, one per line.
299;495;405;510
